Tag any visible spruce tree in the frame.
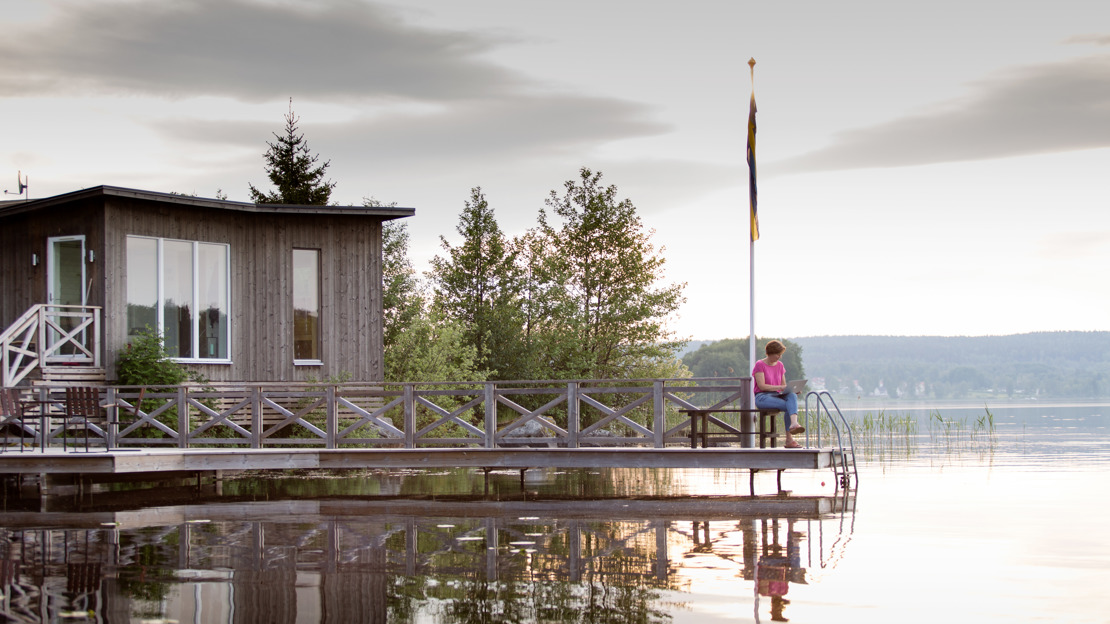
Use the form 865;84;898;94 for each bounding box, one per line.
249;100;336;205
429;188;529;379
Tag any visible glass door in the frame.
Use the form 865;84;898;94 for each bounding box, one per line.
46;236;86;358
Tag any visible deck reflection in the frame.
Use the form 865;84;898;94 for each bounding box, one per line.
0;494;854;623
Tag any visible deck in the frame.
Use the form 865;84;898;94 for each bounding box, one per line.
1;379;858;495
0;445;848;474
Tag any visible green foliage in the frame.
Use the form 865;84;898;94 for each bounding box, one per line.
116;328;210;438
385;307;487;384
381;216;488;384
529;168;687;380
428;187;530;380
381;218;423;351
682;337;807;381
117;327;206;387
248;100;335;205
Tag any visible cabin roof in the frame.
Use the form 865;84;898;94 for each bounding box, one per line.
0;185;415;220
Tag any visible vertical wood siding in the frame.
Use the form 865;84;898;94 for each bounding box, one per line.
1;199;106;337
98;198;387;382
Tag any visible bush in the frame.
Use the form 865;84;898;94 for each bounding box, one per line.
116;328;209;438
117;328;205;387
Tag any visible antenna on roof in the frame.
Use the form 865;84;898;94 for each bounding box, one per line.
4;171;28;199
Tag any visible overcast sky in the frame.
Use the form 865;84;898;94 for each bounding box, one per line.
2;0;1107;340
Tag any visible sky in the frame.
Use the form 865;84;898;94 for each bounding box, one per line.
1;0;1108;340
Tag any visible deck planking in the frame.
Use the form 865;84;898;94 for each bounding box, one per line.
0;446;849;474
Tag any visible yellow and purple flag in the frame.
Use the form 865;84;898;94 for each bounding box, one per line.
747;88;759;242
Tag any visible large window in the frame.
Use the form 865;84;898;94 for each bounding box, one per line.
293;249;320;363
126;236;230;361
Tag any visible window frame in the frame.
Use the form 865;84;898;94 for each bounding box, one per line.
292;248;323;366
126;235;232;364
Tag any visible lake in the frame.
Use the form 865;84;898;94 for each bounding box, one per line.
1;401;1107;623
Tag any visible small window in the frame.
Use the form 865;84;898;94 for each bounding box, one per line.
293;249;321;364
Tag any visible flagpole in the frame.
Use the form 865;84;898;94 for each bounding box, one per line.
747;58;758;420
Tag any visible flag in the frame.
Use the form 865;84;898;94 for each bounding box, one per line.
747;89;759;242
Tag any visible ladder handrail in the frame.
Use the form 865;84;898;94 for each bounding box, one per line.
805;391;858;490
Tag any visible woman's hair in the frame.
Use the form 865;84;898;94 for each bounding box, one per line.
764;340;786;356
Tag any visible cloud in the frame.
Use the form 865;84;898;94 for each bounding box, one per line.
1064;34;1110;46
154;92;671;172
0;0;524;102
774;52;1110;174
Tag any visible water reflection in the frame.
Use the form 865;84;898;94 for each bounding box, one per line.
0;493;854;623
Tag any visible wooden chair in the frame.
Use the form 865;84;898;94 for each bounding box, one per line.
63;386;105;452
0;388;27;453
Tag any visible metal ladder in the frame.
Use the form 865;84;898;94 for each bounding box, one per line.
804;391;858;491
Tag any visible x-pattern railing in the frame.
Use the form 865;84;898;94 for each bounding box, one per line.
1;305;102;387
73;378;756;450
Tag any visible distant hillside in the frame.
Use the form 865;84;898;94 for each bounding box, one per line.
677;340;714;359
681;332;1110;399
792;332;1110;399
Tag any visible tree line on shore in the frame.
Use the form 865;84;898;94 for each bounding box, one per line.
682;333;1110;400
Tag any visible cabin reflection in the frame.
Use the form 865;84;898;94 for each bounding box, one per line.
0;495;853;623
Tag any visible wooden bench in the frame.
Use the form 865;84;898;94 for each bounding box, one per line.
680;408;783;448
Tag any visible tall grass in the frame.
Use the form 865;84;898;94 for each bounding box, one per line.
804;405;996;462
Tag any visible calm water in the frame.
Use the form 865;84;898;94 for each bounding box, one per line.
1;402;1107;623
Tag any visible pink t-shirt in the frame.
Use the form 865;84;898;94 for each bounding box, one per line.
752;359;785;392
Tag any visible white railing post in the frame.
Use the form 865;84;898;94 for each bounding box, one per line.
92;308;101;369
36;306;46;364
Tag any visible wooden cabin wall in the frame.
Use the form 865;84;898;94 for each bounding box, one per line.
103;198;385;383
0;210;38;327
0;199;106;339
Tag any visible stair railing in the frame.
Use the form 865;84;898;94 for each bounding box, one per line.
804;391;858;491
1;304;102;387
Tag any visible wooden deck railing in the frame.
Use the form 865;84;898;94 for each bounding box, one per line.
49;379;756;450
1;304;102;387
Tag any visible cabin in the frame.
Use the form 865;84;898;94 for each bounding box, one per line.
0;185;414;385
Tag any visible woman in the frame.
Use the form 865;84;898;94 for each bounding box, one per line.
752;340;805;448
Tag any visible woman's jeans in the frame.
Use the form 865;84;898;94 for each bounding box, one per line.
754;392;798;430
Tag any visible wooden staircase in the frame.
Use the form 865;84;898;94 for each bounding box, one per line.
35;366;108;388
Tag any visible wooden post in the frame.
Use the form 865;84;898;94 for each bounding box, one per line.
251;386;262;449
106;387;117;449
484;383;497;448
653;380;665;448
325;385;337;449
741;377;756;448
177;386;188;449
567;382;579;449
403;384;415;449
